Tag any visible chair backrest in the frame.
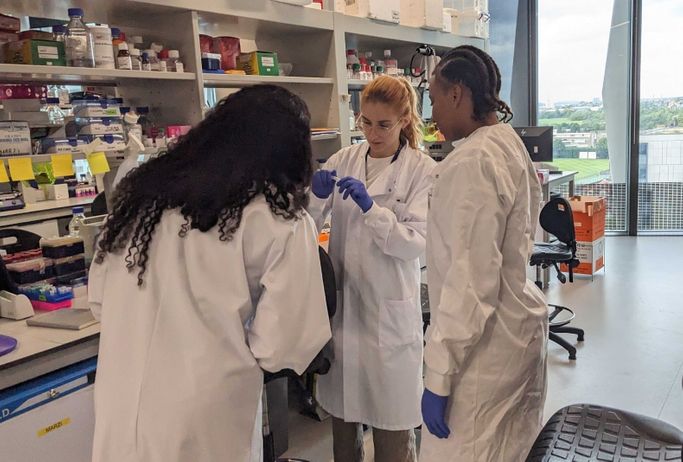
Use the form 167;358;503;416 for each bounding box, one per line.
0;229;42;254
540;197;576;247
91;192;108;216
319;246;336;318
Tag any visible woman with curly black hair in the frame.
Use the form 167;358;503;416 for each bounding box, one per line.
88;85;331;462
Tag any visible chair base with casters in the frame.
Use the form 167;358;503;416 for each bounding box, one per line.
548;304;585;360
527;404;683;461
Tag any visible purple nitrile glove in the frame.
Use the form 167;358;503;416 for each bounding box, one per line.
422;388;451;439
312;169;337;199
337;176;373;213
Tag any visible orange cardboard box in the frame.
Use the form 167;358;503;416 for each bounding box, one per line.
561;237;605;275
569;195;606;242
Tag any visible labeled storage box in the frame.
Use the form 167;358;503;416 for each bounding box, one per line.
344;0;401;24
72;100;122;118
42;138;87;155
0;14;21;33
78;134;126;152
562;237;605;276
3;39;65;66
238;51;280;76
457;8;490;38
400;0;444;30
0;121;31;157
75;117;124;136
569;195;607;242
40;237;85;259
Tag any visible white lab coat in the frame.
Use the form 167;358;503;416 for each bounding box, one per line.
309;142;436;430
420;123;548;462
88;196;331;462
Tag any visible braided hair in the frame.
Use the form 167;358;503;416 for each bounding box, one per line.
95;85;314;286
435;45;513;123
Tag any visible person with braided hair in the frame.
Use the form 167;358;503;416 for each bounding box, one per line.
87;85;331;462
420;45;548;461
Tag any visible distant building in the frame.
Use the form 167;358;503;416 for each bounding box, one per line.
639;133;683;182
556;131;597;149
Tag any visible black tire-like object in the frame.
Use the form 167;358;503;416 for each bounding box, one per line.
527;404;683;461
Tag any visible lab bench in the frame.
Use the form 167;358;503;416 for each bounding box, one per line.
0;316;99;391
0;197;94;235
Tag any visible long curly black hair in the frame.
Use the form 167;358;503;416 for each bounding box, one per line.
95;85;314;285
436;45;513;123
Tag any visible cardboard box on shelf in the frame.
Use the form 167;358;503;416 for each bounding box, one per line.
238;51;279;76
561;237;605;276
569;195;607;242
400;0;444;30
0;121;32;157
3;39;66;66
0;14;20;33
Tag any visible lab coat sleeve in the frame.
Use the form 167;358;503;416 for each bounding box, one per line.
247;213;332;375
362;160;434;261
424;158;507;396
306;153;340;232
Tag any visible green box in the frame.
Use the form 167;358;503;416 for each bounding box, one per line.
238;51;279;76
4;39;65;66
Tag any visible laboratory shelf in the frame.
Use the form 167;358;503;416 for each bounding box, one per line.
337;13;485;50
311;133;340;141
350;131;365;138
348;79;370;88
203;74;335;87
0;64;197;84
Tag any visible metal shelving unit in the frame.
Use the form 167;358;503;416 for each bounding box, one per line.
0;64;196;84
203;74;335;88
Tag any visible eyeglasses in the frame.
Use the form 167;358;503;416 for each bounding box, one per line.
357;116;402;135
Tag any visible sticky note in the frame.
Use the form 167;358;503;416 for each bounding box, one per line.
51;154;74;178
7;157;35;181
0;162;9;183
87;152;110;175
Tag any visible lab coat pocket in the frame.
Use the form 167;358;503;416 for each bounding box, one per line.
379;298;420;348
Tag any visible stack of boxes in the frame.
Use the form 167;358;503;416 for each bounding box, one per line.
2;237;87;311
562;196;607;276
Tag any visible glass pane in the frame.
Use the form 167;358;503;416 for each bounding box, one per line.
638;1;683;232
538;1;632;232
488;0;520;105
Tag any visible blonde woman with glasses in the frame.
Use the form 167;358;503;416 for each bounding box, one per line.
308;75;436;462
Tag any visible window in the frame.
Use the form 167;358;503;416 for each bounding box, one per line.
637;0;683;232
538;0;632;232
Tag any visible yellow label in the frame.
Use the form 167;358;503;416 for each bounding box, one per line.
37;417;71;437
0;162;9;183
7;157;35;181
87;151;110;175
51;154;74;178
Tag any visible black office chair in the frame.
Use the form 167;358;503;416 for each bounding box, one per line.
0;228;42;254
530;197;585;360
263;246;336;462
91;192;108;216
527;404;683;461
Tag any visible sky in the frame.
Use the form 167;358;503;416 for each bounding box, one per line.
538;0;683;104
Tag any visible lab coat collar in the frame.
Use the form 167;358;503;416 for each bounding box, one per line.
365;142;407;198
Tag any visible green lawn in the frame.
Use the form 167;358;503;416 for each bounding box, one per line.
549;159;610;182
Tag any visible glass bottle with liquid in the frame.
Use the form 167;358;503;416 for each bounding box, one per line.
65;8;95;68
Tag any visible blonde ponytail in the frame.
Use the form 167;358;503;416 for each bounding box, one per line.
361;76;423;150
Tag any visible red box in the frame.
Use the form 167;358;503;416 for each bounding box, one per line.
212;36;241;70
0;31;18;45
569;195;606;242
0;14;20;33
0;84;48;100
